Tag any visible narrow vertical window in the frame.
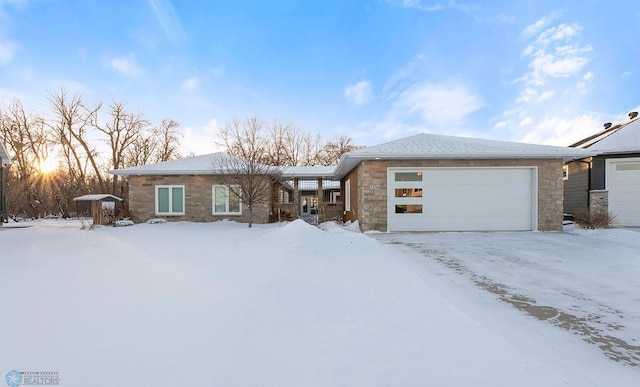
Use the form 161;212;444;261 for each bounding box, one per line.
345;179;351;211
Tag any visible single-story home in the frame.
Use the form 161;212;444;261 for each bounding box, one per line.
564;111;640;226
0;138;11;225
111;133;593;232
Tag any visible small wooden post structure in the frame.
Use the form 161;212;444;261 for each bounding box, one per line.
73;194;123;225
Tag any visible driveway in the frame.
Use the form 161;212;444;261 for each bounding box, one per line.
370;226;640;367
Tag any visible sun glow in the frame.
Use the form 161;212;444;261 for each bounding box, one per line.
39;157;58;174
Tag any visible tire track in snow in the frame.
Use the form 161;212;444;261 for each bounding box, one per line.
380;239;640;367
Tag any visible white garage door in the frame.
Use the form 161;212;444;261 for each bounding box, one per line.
387;167;536;232
607;158;640;227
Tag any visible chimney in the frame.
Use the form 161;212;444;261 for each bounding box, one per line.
629;111;638;120
604;122;612;129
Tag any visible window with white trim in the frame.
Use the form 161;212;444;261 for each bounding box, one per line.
345;179;351;211
213;185;242;215
156;185;185;215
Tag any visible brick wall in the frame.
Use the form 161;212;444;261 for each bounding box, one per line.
353;158;564;232
127;175;271;224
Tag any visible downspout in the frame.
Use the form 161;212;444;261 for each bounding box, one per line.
575;159;592;207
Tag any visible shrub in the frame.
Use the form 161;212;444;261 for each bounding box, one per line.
572;208;616;229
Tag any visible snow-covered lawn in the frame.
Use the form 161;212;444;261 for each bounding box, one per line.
1;219;639;386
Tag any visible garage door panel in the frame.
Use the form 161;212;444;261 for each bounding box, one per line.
388;167;535;232
608;159;640;227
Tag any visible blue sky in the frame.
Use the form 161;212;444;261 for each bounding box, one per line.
1;0;639;155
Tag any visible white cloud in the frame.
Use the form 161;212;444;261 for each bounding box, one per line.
537;90;554;101
344;80;373;106
386;0;444;12
519;116;533;127
147;0;186;43
0;36;18;64
519;114;602;146
393;80;483;126
495;12;597;144
108;56;144;78
181;118;222;155
181;77;198;92
522;13;558;38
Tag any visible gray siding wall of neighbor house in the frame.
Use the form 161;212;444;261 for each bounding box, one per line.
127;175;271;224
564;160;590;215
350;158;565;232
591;153;640;190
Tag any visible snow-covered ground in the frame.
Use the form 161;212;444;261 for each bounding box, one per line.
1;219;639;386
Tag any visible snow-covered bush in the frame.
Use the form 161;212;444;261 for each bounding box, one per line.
573;208;616;229
114;220;134;227
147;218;167;224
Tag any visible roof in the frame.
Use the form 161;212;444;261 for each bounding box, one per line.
334;133;595;178
570;114;640;154
0;138;11;165
73;194;123;202
110;152;277;176
280;166;336;179
110;133;594;181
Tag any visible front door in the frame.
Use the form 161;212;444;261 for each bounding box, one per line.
300;195;318;223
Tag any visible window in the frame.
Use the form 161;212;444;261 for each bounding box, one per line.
331;191;341;203
156;185;185;215
213;185;242;215
395;204;423;214
562;165;569;180
395;172;422;182
395;188;423;198
345;179;351;211
616;163;640;171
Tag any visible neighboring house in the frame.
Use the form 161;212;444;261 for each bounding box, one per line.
111;133;592;231
564;112;640;226
0;138;11;225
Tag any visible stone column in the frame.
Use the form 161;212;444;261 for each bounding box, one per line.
589;190;608;213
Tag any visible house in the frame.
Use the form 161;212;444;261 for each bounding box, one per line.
111;133;593;231
0;138;11;225
333;133;593;232
564;111;640;226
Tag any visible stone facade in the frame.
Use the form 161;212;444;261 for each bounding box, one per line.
346;158;565;232
127;175;271;224
588;190;608;213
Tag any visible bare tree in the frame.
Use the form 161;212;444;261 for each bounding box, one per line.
0;99;53;217
265;119;291;165
48;88;106;193
153;119;182;162
318;135;363;165
93;101;150;194
125;133;157;167
215;117;280;227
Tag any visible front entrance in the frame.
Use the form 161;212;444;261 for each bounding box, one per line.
300;195;318;224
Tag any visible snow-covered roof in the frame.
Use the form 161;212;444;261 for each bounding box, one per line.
280;166;336;178
110;133;595;180
73;194;123;202
334;133;595;178
572;115;640;154
0;138;11;165
111;152;336;178
110;153;277;176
